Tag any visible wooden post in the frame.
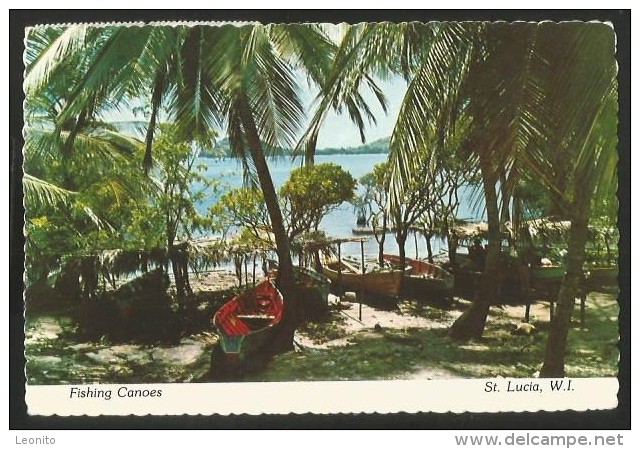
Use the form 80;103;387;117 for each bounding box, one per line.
524;303;531;323
359;239;365;322
337;242;342;294
580;295;586;329
252;253;256;286
244;256;248;286
414;231;419;259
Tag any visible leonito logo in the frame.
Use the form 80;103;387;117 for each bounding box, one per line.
15;436;55;445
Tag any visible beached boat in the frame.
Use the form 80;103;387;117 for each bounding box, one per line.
322;258;410;298
212;280;283;361
531;265;565;282
294;265;332;304
382;254;454;297
351;226;396;235
266;260;332;304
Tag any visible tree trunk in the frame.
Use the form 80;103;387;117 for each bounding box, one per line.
395;230;408;294
238;95;297;352
375;215;387;267
499;169;511;224
397;232;408;272
425;231;434;263
449;162;501;341
169;246;185;305
447;230;459;268
540;196;590;377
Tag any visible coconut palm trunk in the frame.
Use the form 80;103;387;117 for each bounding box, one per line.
540;185;591;376
237;94;297;351
450;160;501;340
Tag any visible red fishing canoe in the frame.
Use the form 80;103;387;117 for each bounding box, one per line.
212;280;283;361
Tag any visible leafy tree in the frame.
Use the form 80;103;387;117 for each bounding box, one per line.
357;162;391;265
209;187;271;243
388;145;453;273
417;148;471;264
280;163;356;240
24;23;343;352
140;124;218;305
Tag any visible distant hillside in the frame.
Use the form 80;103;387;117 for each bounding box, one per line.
316;136;390;155
198;137;231;158
199;135;391;158
199;137;391;157
108;121;390;157
198;137;288;158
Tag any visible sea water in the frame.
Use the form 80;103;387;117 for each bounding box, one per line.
194;154;484;258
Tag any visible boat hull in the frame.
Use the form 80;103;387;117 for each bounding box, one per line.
322;260;409;298
382;254;454;297
212;280;283;362
294;265;332;304
531;266;565;281
267;260;332;305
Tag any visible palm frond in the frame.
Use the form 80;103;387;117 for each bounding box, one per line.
23;173;76;209
24;25;88;94
294;23;398;159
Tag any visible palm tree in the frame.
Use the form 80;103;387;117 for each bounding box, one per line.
309;22;617;373
371;22;617;350
529;24;618;376
24;22;338;351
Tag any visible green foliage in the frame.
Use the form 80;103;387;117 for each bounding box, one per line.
515;177;555;219
23;123;152;284
356;161;390;231
23;121;218;287
585;210;619;267
209;187;270;241
211;163;357;247
145;124;218;247
280;163;356;239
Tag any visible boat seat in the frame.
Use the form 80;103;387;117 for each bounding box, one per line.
237;314;276;320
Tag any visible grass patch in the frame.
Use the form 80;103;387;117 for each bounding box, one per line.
244;291;619;381
24;289;619;383
297;311;348;344
25;313;218;384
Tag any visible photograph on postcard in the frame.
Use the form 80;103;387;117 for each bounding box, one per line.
21;20;621;415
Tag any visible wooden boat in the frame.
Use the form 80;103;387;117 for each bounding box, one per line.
212;280;283;361
294;265;332;305
266;260;332;304
351;226;396;235
322;258;410;298
382;254;454;297
531;265;565;282
586;266;618;286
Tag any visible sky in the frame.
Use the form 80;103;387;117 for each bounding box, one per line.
107;75;408;150
306;76;408;149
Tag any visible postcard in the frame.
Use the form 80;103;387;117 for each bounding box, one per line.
19;17;623;417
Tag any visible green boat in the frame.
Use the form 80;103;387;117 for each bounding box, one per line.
531;265;566;281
